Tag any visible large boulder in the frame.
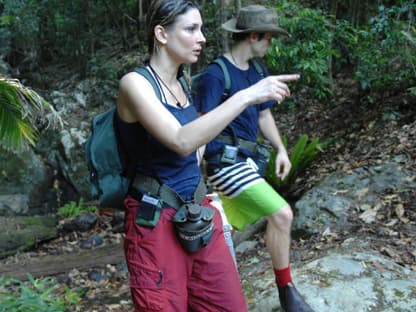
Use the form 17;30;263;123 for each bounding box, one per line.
293;162;416;236
241;246;416;312
0;147;54;216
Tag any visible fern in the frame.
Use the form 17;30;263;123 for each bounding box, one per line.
0;274;81;312
56;198;97;218
265;135;330;190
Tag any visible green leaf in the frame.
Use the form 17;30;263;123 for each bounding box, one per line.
264;134;328;191
288;134;308;177
0;77;62;150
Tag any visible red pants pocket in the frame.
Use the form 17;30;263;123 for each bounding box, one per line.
129;262;165;311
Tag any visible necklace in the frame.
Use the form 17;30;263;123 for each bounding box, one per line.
149;65;183;108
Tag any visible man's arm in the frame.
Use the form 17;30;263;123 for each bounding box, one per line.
258;108;291;180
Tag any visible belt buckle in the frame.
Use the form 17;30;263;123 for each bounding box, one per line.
220;145;239;164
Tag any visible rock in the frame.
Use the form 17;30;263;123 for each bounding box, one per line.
0;194;29;215
235;240;258;254
80;234;104;249
242;249;416;312
293;162;416;236
0;216;58;258
62;212;98;232
0;147;54;216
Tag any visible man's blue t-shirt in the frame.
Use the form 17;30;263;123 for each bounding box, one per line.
194;56;275;158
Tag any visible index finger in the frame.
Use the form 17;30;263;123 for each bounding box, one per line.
274;74;301;82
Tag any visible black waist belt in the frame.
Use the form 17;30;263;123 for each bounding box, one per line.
217;135;257;153
131;174;207;210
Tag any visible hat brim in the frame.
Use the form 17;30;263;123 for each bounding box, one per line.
221;18;288;36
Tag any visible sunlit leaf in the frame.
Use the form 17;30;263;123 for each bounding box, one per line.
0;77;62;149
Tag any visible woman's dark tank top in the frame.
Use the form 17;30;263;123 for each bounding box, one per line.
115;92;201;200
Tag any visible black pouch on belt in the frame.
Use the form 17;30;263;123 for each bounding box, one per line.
136;194;162;228
172;203;214;253
254;143;271;177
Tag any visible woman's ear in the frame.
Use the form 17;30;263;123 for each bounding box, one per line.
154;25;168;45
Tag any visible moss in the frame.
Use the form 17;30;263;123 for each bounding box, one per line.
0;216;57;258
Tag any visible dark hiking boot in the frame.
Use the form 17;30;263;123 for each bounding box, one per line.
278;283;314;312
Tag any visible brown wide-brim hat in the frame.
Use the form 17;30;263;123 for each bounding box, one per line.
222;5;288;36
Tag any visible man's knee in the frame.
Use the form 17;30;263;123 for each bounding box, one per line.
267;204;293;230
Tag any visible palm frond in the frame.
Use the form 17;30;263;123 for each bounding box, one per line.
0;77;62;149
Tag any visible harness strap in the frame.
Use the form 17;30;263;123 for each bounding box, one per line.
217;135;258;154
132;174;207;210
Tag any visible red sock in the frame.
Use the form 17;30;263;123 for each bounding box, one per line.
274;266;292;287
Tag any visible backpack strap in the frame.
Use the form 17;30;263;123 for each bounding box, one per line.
132;174;207;209
212;58;231;101
137;66;190;101
212;57;266;144
134;66;162;101
128;66;163;181
251;58;266;79
212;57;265;101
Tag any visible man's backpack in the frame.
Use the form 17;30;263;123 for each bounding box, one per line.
185;57;265;102
84;67;163;209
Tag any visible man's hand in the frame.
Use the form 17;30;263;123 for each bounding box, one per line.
275;151;291;180
246;74;300;105
271;74;300;104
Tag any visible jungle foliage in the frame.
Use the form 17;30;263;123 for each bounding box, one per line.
267;0;415;100
0;274;81;312
1;0;414;96
0;0;141;78
0;77;61;149
264;134;331;192
0;0;414;151
56;198;97;219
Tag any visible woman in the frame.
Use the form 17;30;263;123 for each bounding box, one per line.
116;1;298;311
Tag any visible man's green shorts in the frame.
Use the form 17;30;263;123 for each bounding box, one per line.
219;179;287;231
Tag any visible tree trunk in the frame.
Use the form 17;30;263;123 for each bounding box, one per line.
235;0;241;13
220;0;229;52
328;0;338;92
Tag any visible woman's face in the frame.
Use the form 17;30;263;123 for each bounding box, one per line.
165;8;206;64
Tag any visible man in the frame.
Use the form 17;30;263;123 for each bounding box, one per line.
195;5;314;312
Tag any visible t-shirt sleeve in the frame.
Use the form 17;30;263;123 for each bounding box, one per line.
259;99;275;111
194;64;225;114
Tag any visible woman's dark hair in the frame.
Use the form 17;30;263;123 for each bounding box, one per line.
147;0;200;55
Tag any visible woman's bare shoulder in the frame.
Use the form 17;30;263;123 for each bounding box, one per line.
119;70;148;87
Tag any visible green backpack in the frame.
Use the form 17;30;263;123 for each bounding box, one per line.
84;67;164;209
